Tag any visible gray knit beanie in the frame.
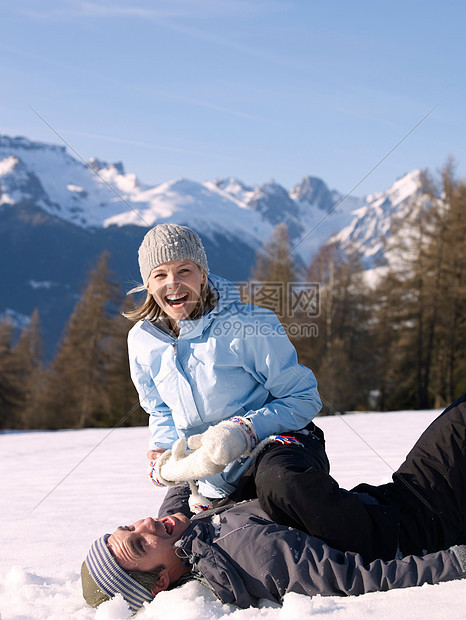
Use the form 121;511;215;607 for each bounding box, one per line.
81;534;154;613
138;224;209;286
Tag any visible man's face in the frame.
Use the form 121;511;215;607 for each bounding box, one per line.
107;513;190;573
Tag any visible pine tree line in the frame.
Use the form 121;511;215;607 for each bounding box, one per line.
0;252;147;430
0;164;464;430
248;162;466;413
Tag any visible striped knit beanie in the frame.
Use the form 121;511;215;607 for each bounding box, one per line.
138;224;209;286
81;534;154;613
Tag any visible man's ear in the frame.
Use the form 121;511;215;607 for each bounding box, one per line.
151;568;170;595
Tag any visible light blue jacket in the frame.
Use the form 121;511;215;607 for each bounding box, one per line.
128;274;321;497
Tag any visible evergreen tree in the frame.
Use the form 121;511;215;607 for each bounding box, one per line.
303;242;374;412
372;161;466;408
250;223;296;327
315;338;355;413
430;169;466;404
104;299;147;428
0;318;23;428
371;174;442;408
12;309;44;428
32;252;121;428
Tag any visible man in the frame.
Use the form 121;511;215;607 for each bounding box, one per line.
81;394;466;613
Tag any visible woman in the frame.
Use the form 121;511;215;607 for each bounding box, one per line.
125;223;321;511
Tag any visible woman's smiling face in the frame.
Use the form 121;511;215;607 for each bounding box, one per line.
147;259;206;325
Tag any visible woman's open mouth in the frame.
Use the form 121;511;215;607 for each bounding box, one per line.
165;293;189;307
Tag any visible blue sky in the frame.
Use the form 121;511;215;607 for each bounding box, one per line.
1;0;465;195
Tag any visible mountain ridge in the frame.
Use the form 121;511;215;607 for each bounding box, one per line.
0;134;424;356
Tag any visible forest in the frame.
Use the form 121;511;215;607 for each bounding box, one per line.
1;163;465;429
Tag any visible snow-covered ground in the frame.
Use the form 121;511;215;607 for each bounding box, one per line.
1;409;464;619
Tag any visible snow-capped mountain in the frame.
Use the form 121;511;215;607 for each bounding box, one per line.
0;135;360;261
0;136;146;228
329;169;424;267
0;134;422;356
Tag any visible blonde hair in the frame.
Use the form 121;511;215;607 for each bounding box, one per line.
123;270;217;325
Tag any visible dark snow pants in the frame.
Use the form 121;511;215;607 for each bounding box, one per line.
159;394;465;564
254;393;466;563
252;423;402;562
353;392;466;558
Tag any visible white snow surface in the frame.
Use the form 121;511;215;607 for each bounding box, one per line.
1;409;464;619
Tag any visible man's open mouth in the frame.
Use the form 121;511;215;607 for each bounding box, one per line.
161;517;175;535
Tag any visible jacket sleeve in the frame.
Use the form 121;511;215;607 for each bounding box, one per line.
128;334;178;449
255;529;466;602
237;309;322;440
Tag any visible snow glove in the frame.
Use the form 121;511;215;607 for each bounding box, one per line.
187;416;259;467
153;416;259;485
147;441;215;513
156;435;224;484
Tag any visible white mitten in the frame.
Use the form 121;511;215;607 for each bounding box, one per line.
187;416;258;467
156;438;225;484
153;418;258;485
